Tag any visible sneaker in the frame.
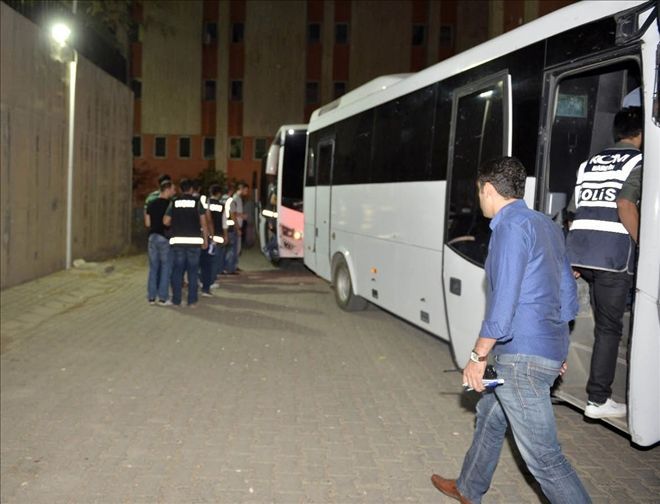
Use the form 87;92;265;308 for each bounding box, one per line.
210;283;220;290
148;299;156;305
585;398;627;419
188;303;198;309
201;291;213;298
157;300;173;307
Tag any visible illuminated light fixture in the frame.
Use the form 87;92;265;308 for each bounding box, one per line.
381;86;387;90
479;90;494;99
51;22;72;47
370;267;378;274
293;231;302;240
288;129;295;135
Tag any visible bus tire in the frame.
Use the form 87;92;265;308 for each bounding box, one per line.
333;257;368;311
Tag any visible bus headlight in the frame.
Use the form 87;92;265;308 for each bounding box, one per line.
281;225;303;240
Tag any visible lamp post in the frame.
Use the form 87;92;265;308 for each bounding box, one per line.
50;20;77;269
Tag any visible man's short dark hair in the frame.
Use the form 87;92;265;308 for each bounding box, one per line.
179;178;192;193
158;174;171;184
191;179;202;191
160;180;172;191
209;184;221;196
613;107;642;141
477;157;527;199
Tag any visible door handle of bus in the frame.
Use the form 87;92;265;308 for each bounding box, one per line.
449;277;461;296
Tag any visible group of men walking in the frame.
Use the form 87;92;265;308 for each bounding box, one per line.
144;176;250;308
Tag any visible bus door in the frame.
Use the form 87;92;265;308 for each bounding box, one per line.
442;73;512;367
306;139;334;281
540;55;643;433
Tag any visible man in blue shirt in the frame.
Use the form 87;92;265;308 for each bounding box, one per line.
431;157;590;503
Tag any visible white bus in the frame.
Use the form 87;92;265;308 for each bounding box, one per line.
303;1;659;446
257;125;307;262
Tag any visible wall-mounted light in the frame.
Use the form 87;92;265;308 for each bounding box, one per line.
50;22;71;47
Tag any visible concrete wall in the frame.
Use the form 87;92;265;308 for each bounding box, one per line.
141;1;202;135
243;0;306;136
349;1;411;89
0;3;133;289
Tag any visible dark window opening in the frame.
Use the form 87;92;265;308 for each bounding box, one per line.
281;131;306;210
335;23;349;44
232;22;244;43
231;80;243;101
439;24;453;48
203;137;215;159
306;82;320;104
308;23;321;44
131;79;142;99
204;22;218;44
154;136;167;158
412;24;426;46
334;81;347;99
204;80;216;101
254;137;268;160
178;137;191;158
230;138;243;159
132;136;142;157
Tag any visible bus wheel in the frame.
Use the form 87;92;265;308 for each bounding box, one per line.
333;257;368;311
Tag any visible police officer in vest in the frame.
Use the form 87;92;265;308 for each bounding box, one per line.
163;178;209;308
200;184;227;294
566;107;642;420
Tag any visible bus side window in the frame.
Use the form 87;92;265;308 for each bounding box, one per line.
446;77;508;266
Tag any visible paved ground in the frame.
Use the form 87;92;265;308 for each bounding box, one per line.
1;248;659;503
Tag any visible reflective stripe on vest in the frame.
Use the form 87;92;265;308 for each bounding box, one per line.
169;236;204;245
569;219;628;234
212;235;225;244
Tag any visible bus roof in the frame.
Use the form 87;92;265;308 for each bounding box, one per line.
307;0;647;133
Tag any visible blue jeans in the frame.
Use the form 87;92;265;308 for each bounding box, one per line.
213;244;225;279
457;354;591;504
224;230;239;273
199;246;214;292
171;246;201;306
147;233;172;301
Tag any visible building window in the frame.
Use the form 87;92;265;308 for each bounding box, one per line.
254;137;268;160
232;22;244;43
308;23;321;44
229;137;243;160
178;137;191;158
154;136;167;158
131;79;142;99
439;24;454;48
231;80;243;101
132;136;142;157
203;137;215;159
306;81;319;104
204;80;216;101
335;23;349;44
412;24;426;46
333;81;347;99
203;21;218;44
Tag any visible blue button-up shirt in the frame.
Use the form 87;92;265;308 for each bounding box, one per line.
481;199;578;361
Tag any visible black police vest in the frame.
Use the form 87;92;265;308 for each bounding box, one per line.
566;147;641;273
169;195;203;246
208;197;225;244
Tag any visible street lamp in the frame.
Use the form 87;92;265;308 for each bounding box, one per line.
49;20;77;269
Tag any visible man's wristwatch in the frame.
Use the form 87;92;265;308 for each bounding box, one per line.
470;350;488;363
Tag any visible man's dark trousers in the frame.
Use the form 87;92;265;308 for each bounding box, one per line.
576;267;632;404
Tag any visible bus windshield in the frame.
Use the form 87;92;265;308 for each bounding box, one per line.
281;131;306;210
